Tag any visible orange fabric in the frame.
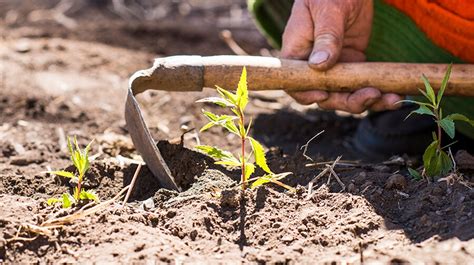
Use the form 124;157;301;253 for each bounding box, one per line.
385;0;474;63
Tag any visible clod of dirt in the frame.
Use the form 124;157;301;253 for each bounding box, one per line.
385;174;407;190
0;141;18;158
14;39;31;53
156;140;212;190
455;150;474;170
220;189;240;208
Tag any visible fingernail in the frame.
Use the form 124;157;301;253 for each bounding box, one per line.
310;51;329;65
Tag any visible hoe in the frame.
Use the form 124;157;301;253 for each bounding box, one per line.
125;55;474;191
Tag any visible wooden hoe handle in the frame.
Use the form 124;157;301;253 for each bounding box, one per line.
125;55;474;191
130;55;474;96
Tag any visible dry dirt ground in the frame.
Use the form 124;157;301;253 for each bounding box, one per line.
1;1;473;264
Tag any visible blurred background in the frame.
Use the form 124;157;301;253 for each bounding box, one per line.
0;0;272;55
0;0;357;161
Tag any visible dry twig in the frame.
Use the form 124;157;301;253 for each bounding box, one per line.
122;163;142;206
306;156;343;199
219;30;248;56
300;131;324;162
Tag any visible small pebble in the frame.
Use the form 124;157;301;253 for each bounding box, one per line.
354;172;367;184
166;210;177;218
347;183;357;193
281;235;294;243
14;39;31;53
190;230;198;241
385;174;407;190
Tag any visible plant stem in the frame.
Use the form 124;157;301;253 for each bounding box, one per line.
434;109;442;151
239;110;246;190
75;175;82;200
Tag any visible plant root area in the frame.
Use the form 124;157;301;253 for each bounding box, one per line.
1;1;473;264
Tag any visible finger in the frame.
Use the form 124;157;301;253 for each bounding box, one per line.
317;92;351;112
370;93;404;112
317;88;381;114
287;90;329;105
307;1;346;70
346;87;381;113
281;0;314;59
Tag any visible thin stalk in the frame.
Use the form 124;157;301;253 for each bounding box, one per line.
434;109;442;151
75;175;82;200
239;108;246;190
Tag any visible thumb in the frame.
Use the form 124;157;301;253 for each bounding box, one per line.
308;4;345;71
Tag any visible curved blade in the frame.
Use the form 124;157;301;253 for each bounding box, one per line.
125;89;180;191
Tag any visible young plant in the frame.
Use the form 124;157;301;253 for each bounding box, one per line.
47;136;99;208
404;65;474;178
196;67;293;191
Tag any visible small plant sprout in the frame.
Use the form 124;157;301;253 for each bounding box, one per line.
196;67;293;191
403;65;474;178
46;136;99;208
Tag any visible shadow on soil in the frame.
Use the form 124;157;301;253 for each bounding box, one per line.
252;108;360;161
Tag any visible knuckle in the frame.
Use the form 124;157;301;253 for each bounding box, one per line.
314;32;343;48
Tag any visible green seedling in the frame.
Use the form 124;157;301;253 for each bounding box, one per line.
403;65;474;178
196;67;293;191
47;136;99;208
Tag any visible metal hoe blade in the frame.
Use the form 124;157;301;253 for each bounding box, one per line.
124;56;204;192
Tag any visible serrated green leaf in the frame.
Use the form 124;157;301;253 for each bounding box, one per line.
438;150;453;176
249;137;272;174
417;88;431;102
196;97;233;107
236;67;248;111
244;163;255;182
84;139;93;157
47;197;61;206
200;121;216;132
195;145;238;163
83;139;93;174
439;118;455;139
216;86;237;105
405;105;435;120
422;75;436;105
251;175;270;188
397;99;433;108
67;136;74;159
202;110;219;122
201;111;239;135
407;167;422;181
426;150;453;178
223;119;239;135
80;190;99;202
413;105;435;116
437;64;452;106
250;172;293;190
445;113;474;127
62;193;73;208
48;170;76;179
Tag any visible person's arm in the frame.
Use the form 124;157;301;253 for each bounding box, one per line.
281;0;402;114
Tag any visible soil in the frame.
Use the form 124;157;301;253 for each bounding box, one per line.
1;1;473;264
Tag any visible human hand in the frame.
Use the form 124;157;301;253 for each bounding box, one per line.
281;0;402;113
